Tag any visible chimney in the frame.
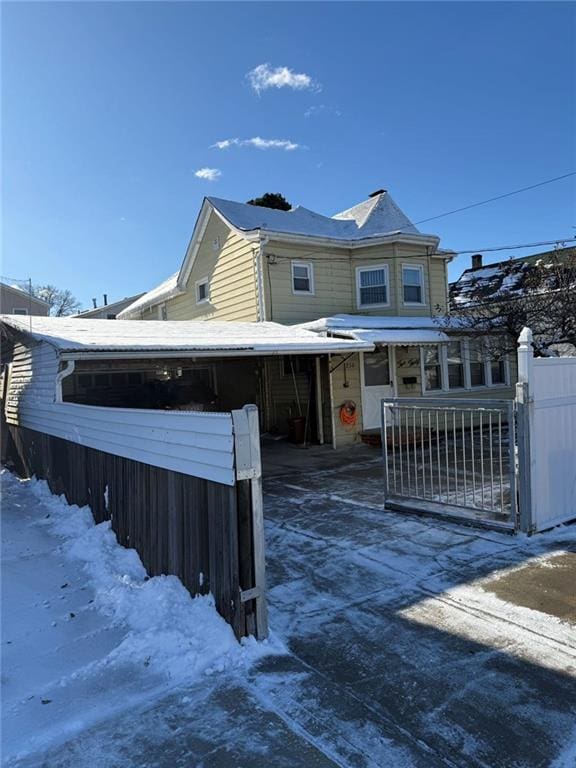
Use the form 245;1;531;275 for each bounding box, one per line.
369;189;386;198
103;294;108;306
472;254;483;269
92;298;97;309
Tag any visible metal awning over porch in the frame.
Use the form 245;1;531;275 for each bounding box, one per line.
299;314;452;345
327;328;450;345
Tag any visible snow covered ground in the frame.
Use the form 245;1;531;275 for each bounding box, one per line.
1;470;276;765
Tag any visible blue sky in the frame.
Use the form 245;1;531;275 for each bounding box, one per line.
3;1;574;310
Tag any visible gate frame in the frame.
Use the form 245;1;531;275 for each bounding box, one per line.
381;396;518;530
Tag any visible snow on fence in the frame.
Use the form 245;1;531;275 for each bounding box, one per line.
516;328;576;533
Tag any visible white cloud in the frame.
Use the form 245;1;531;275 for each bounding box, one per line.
194;167;221;181
247;63;321;94
304;104;343;118
211;137;300;151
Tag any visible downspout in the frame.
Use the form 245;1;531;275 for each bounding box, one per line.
255;235;269;322
55;360;75;402
315;357;325;445
427;247;434;310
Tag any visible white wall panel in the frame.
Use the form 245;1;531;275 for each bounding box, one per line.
529;357;576;531
4;341;237;486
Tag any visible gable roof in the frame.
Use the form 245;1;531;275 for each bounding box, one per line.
0;282;50;307
117;274;180;319
119;191;452;318
450;246;576;308
74;292;146;318
0;314;373;359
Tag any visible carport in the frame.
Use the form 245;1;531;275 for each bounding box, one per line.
1;315;373;448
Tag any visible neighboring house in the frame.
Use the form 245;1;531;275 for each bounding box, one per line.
74;293;145;320
450;246;576;356
119;190;516;444
0;282;50;316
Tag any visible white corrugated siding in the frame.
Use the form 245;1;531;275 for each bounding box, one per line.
530;357;576;531
4;341;59;423
4;341;236;485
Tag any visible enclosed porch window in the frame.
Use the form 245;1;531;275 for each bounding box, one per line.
447;340;465;389
422;346;442;391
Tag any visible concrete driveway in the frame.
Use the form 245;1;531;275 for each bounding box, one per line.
258;442;576;767
8;446;576;768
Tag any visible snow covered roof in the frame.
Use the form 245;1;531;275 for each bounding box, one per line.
450;247;576;308
119;191;453;319
336;328;450;345
208;191;430;242
332;193;420;236
299;314;473;344
118;273;181;319
450;262;528;307
75;292;146;318
0;315;373;358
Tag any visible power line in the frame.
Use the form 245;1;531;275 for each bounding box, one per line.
414;172;576;225
267;237;575;264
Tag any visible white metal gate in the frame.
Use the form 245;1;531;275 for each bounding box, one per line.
381;397;517;529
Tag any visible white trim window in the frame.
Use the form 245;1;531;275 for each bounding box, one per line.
468;339;486;387
489;356;508;386
356;264;389;308
446;340;465;389
196;277;209;304
402;264;425;305
422;345;443;391
13;308;29;315
291;261;314;294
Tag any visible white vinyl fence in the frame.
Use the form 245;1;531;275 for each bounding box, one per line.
517;328;576;532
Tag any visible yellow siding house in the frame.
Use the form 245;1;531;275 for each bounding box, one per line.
119;190;515;446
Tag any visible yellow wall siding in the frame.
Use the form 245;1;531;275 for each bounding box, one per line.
329;353;364;446
170;214;259;322
138;213;259;322
263;240;449;324
263;357;311;434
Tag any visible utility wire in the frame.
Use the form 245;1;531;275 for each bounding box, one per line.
267;237;575;264
414;172;576;225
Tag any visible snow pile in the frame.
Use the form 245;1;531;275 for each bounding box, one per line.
27;477;272;682
2;470;280;762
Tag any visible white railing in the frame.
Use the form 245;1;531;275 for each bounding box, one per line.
382;398;516;527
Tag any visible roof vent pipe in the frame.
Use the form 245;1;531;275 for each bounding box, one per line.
103;294;108;306
92;298;97;308
472;254;483;269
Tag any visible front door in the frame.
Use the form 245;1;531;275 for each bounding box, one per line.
360;348;394;430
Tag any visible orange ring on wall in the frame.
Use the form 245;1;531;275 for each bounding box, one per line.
339;400;357;427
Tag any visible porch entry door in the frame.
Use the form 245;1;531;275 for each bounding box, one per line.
360;347;394;430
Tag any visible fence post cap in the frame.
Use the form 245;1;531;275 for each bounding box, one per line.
518;327;533;346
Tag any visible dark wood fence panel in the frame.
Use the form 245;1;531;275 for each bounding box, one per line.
3;424;257;639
